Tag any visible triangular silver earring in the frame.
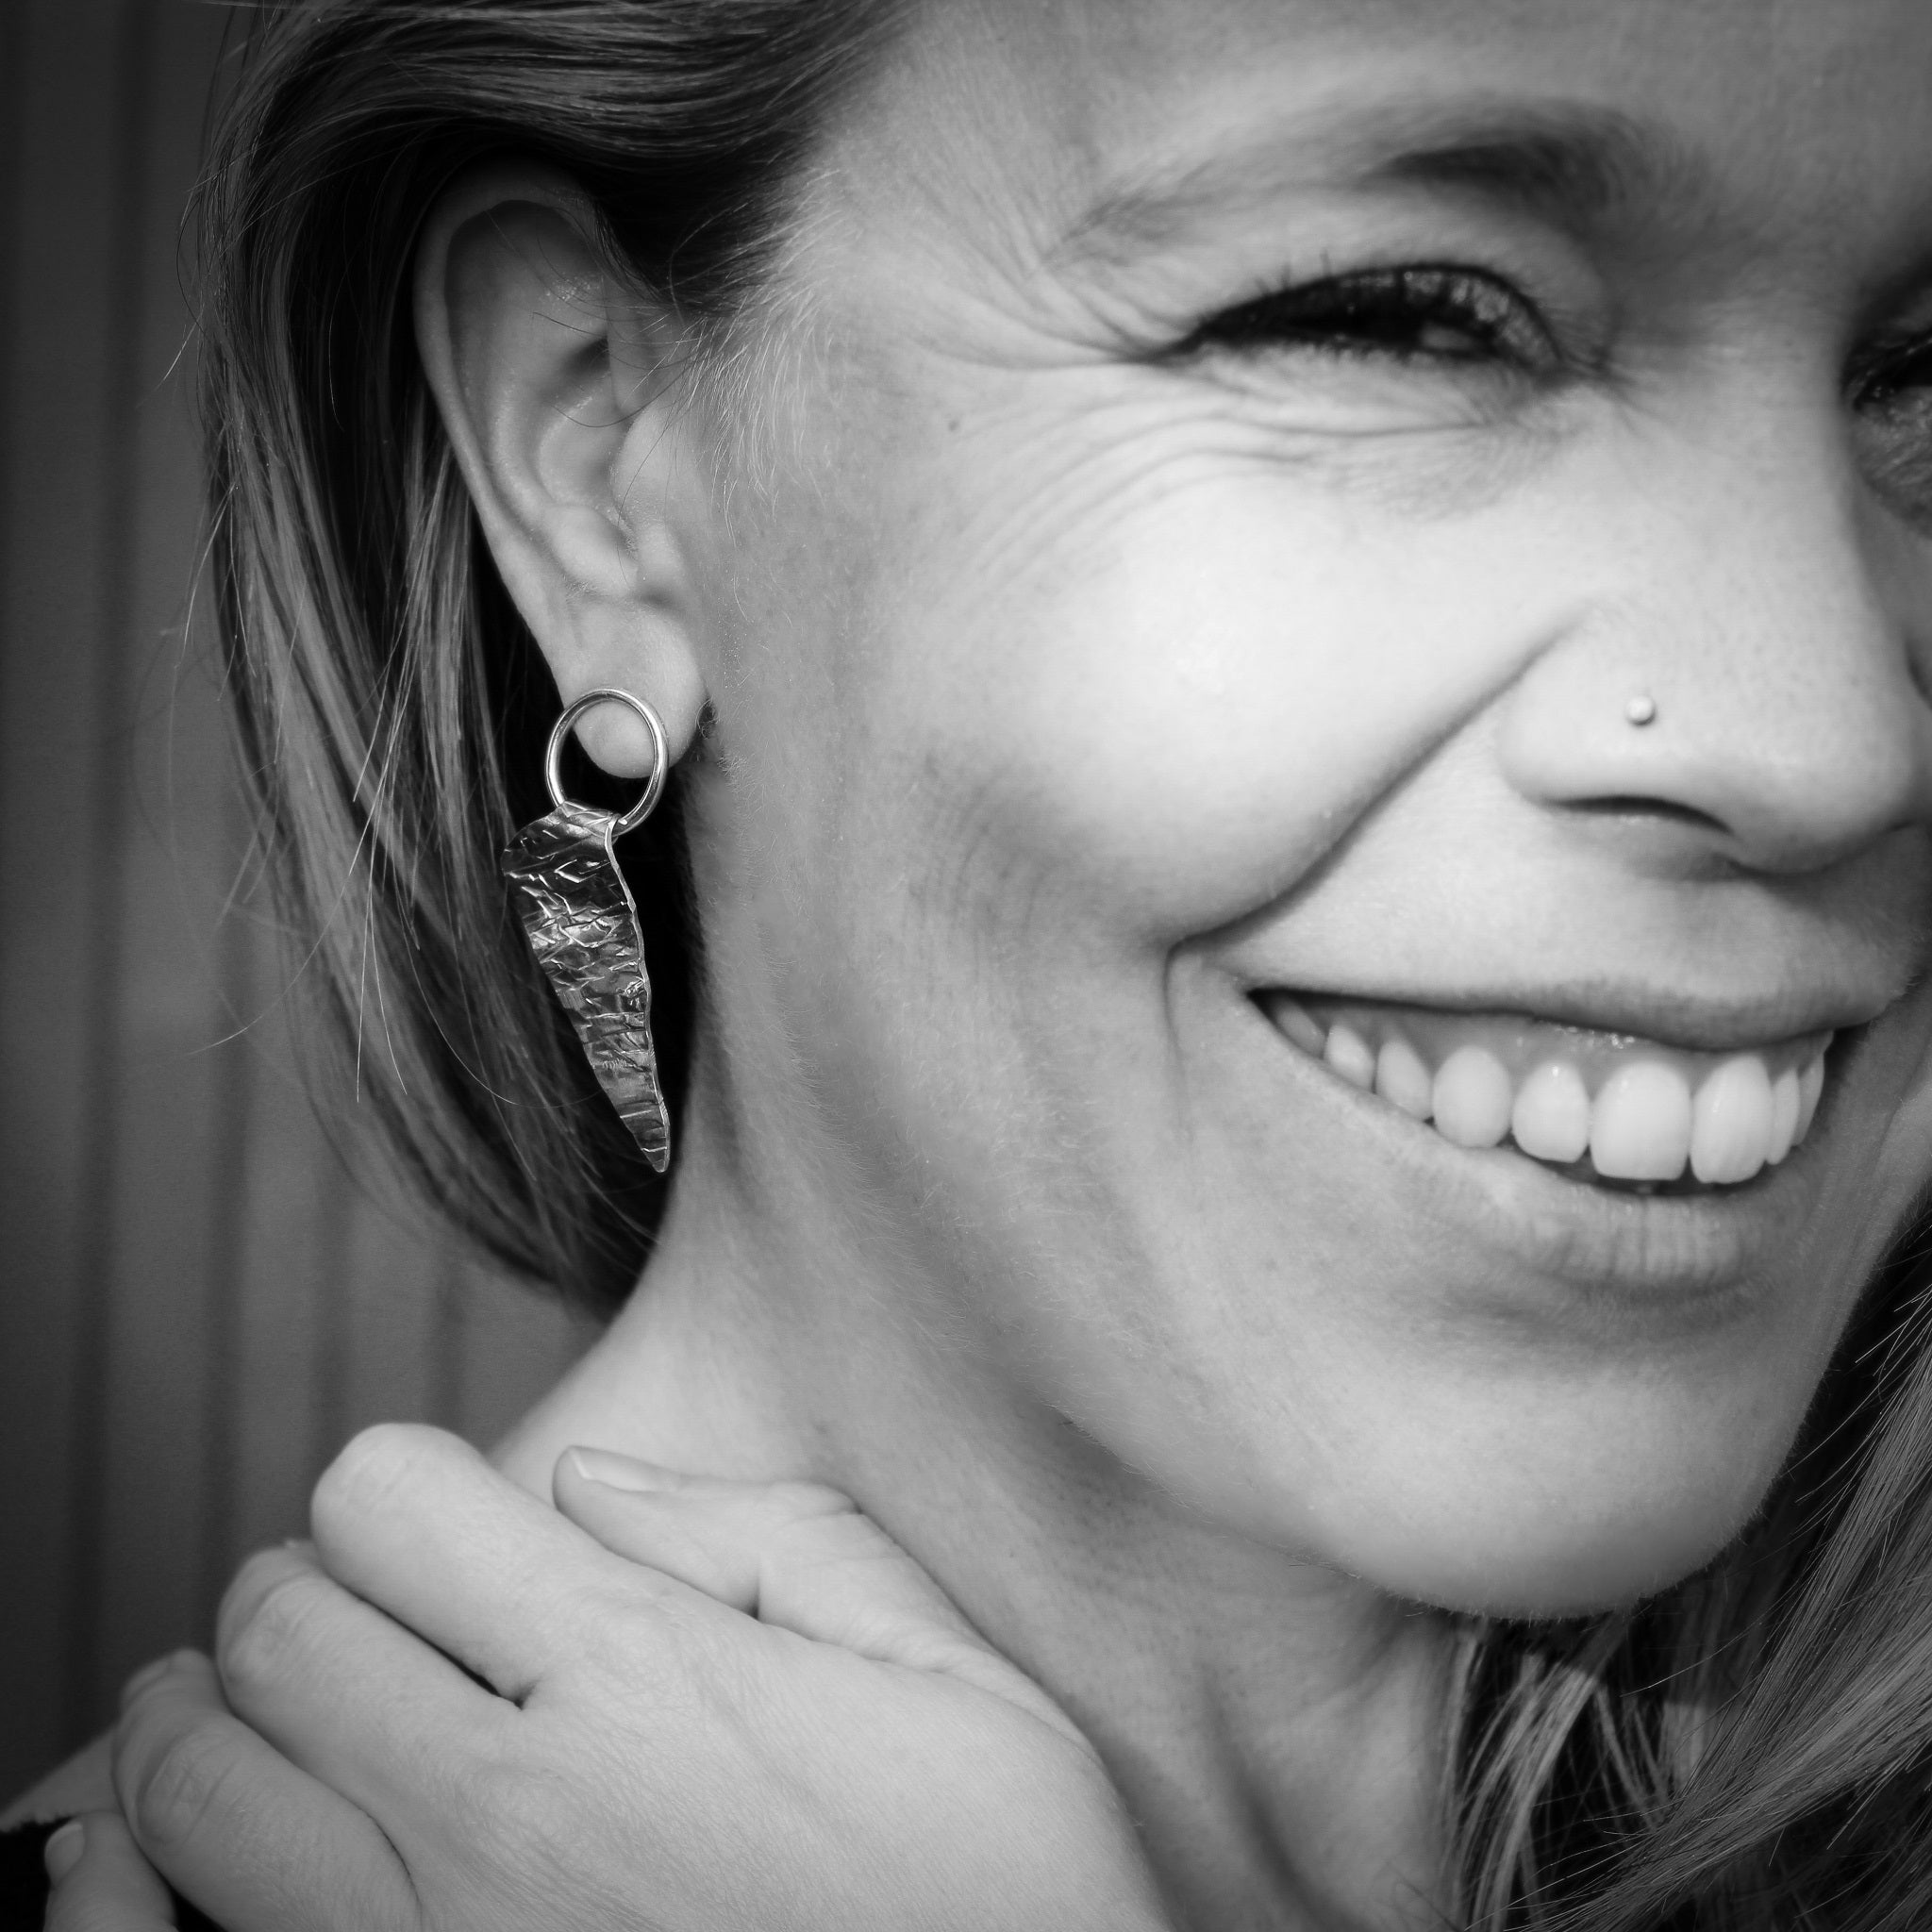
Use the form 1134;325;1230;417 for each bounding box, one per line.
502;687;673;1173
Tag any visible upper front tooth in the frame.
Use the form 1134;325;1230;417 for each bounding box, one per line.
1432;1045;1514;1149
1510;1061;1591;1164
1324;1022;1377;1091
1690;1055;1773;1185
1591;1061;1692;1182
1374;1036;1435;1119
1765;1068;1801;1164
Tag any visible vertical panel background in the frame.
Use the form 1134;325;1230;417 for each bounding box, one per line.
0;0;597;1791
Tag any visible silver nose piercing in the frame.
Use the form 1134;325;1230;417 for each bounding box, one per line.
1624;693;1657;727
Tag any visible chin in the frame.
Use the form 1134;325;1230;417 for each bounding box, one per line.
1160;1376;1807;1621
1393;1532;1739;1623
1325;1461;1787;1622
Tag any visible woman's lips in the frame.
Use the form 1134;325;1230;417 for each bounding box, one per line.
1257;992;1834;1191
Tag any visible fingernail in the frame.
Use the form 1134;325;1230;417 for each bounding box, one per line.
42;1820;84;1885
565;1446;679;1493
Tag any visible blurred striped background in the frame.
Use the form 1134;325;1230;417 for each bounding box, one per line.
0;0;596;1794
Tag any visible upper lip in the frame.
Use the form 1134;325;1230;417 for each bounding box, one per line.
1254;979;1901;1055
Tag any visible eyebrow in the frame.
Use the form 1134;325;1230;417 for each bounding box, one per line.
1056;100;1705;264
1374;112;1678;226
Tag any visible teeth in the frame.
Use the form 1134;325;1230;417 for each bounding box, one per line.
1432;1045;1514;1149
1510;1061;1591;1164
1796;1055;1825;1141
1271;996;1328;1058
1591;1061;1693;1182
1689;1055;1773;1185
1266;994;1837;1191
1765;1068;1801;1166
1374;1036;1435;1119
1324;1023;1377;1091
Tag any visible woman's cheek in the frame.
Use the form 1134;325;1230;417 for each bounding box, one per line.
872;437;1578;938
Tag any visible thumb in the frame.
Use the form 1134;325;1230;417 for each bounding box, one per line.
554;1450;1086;1745
42;1812;177;1932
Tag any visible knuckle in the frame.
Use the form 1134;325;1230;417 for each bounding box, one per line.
550;1582;701;1702
465;1731;616;1877
215;1555;333;1700
463;1741;549;1828
119;1712;240;1857
573;1579;686;1678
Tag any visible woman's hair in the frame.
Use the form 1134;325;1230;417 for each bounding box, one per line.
1448;1225;1932;1930
198;0;893;1312
198;4;1932;1925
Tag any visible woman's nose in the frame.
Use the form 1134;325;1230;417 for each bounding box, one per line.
1496;413;1932;878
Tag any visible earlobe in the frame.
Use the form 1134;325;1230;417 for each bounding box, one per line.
413;162;710;779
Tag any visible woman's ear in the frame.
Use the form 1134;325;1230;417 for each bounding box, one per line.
413;162;710;779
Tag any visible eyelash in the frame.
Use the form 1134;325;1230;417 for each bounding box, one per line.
1853;335;1932;411
1167;264;1932;516
1177;263;1561;374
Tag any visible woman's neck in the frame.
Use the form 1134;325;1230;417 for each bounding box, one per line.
492;1140;1452;1932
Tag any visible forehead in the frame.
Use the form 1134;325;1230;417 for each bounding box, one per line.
843;0;1932;277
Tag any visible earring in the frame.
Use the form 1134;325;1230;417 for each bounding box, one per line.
502;688;673;1173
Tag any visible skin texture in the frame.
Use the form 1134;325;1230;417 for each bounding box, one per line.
479;0;1932;1914
24;0;1932;1926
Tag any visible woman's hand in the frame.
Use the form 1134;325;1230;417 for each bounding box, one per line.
41;1812;179;1931
107;1424;1172;1932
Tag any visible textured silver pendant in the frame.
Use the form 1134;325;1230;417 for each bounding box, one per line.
502;691;672;1173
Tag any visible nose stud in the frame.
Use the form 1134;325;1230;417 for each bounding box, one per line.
1624;693;1657;727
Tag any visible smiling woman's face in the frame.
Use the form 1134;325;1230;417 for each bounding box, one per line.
679;0;1932;1615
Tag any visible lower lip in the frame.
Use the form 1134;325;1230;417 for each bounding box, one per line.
1256;1006;1833;1314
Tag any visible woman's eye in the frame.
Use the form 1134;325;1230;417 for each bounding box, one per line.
1855;336;1932;408
1177;265;1559;374
1852;336;1932;525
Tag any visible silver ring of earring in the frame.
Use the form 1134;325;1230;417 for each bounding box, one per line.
545;687;669;835
1624;693;1657;727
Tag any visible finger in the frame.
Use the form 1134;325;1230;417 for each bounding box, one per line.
114;1650;417;1932
0;1731;114;1826
552;1453;856;1611
42;1812;175;1932
309;1424;695;1699
555;1449;980;1652
554;1449;1081;1739
213;1543;508;1829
